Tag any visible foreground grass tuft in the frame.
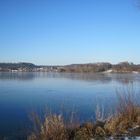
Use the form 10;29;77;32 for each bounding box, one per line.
104;88;140;136
27;114;68;140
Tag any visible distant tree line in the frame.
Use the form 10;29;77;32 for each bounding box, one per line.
0;62;140;73
112;62;140;72
58;63;112;73
58;62;140;73
0;63;37;71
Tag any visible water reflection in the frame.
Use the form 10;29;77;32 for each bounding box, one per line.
0;72;35;81
0;72;140;85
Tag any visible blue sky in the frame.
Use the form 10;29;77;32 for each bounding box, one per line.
0;0;140;65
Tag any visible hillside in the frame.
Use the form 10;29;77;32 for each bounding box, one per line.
0;62;140;73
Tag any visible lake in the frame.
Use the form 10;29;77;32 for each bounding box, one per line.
0;72;140;139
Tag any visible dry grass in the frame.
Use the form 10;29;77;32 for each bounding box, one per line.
104;87;140;135
27;87;140;139
27;113;68;140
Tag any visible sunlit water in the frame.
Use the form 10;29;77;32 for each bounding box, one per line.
0;72;140;139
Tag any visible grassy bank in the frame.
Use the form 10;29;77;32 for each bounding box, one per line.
27;88;140;140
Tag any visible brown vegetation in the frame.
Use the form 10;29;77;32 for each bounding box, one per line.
104;88;140;136
27;88;140;140
58;63;112;73
58;62;140;73
28;114;68;140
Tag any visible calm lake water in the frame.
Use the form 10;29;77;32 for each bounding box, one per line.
0;72;140;139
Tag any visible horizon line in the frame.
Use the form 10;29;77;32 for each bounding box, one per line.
0;61;139;66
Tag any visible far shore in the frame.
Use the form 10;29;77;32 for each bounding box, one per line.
1;62;140;73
